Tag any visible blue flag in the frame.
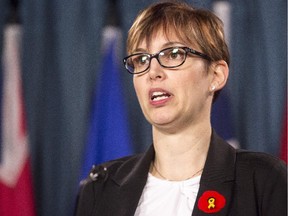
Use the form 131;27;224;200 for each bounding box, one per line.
80;39;133;180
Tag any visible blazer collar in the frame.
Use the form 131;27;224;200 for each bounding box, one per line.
112;130;236;185
193;131;236;216
108;145;155;215
112;144;154;186
110;130;236;215
201;131;236;183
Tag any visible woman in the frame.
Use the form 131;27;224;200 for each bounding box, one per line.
75;2;287;216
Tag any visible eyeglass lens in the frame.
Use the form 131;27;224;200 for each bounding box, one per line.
126;47;187;74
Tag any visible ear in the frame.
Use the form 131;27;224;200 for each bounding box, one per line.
209;60;229;92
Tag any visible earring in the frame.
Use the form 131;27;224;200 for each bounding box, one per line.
210;85;216;91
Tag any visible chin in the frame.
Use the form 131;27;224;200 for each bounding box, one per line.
150;116;175;128
144;109;179;127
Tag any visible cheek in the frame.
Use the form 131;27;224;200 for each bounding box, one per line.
174;72;209;100
174;73;198;91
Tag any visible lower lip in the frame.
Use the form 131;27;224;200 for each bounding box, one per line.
150;96;172;106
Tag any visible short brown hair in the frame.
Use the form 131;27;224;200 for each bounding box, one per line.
127;1;230;66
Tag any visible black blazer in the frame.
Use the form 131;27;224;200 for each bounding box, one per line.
75;132;287;216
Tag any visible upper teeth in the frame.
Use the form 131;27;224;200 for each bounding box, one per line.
151;91;169;101
152;92;165;97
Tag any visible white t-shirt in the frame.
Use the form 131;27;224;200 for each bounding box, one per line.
134;173;201;216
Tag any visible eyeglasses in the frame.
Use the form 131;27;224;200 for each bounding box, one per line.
123;46;211;74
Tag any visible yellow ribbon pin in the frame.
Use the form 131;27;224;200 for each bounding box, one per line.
208;197;216;209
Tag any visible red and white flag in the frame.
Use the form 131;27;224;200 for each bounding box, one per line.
280;103;287;163
0;24;36;216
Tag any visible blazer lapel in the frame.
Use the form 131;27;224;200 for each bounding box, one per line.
93;131;236;216
97;145;155;216
192;132;236;216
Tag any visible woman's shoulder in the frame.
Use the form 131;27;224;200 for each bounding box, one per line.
80;153;143;185
75;153;145;215
232;149;287;215
235;149;286;178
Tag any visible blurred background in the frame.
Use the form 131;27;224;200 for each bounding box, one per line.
0;0;286;215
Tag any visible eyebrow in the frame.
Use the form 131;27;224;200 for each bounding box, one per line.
132;48;147;53
132;41;186;54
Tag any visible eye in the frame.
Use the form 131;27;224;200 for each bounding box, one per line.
133;54;149;66
166;48;185;60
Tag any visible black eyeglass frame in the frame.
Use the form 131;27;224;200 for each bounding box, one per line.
123;46;211;74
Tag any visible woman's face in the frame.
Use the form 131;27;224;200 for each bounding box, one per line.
133;30;214;132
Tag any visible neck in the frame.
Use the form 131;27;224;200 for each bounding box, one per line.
151;124;211;181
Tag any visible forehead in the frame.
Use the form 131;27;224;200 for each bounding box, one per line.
135;28;192;53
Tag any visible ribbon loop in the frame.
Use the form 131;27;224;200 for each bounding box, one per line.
208;197;215;209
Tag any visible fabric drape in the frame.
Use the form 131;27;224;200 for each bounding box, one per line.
229;0;287;155
20;1;108;215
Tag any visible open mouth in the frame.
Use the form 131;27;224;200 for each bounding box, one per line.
150;91;171;101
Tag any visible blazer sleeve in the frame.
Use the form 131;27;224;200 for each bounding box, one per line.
261;159;287;216
74;160;125;216
74;164;109;216
74;179;96;216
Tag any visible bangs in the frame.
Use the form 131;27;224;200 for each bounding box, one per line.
127;3;199;54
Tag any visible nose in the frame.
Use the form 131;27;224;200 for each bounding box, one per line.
148;57;165;81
